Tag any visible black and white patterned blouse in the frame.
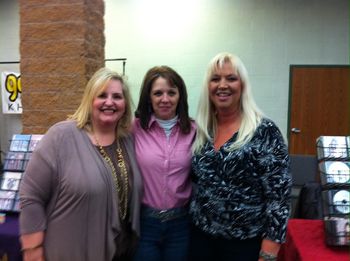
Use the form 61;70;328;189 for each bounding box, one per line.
190;118;291;243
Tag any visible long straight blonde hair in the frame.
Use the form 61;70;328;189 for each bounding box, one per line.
68;67;133;138
192;52;263;153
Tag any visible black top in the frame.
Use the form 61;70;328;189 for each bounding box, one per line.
190;118;291;243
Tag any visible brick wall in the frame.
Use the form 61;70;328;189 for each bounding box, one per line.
19;0;105;134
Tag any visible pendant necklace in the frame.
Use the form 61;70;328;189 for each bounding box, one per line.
94;136;129;220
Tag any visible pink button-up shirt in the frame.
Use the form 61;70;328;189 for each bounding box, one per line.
132;116;196;210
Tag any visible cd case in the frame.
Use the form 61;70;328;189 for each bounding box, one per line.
317;136;349;160
3;151;26;171
324;217;350;246
319;161;350;185
1;172;23;191
0;191;16;211
322;190;350;216
28;134;44;152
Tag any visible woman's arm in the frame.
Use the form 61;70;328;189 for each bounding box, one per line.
21;231;45;261
19;125;61;259
259;120;291;243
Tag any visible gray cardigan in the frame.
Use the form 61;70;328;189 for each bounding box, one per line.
19;120;142;261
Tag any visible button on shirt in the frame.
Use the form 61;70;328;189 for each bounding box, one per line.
133;116;196;210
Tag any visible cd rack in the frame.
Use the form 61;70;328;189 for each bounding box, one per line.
0;134;44;213
316;136;350;247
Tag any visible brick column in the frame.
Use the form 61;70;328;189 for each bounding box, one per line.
19;0;105;134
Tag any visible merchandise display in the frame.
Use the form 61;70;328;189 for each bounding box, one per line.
317;135;350;247
0;134;43;212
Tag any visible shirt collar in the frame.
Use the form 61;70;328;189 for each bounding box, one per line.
148;114;180;128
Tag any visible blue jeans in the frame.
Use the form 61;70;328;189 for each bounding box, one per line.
133;209;190;261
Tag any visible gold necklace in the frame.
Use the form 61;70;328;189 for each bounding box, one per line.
94;136;129;220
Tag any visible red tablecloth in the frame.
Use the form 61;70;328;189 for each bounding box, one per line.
278;219;349;261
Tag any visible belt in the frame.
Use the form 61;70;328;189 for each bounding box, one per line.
141;205;188;222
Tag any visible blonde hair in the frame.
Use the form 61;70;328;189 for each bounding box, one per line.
68;67;133;138
193;52;263;153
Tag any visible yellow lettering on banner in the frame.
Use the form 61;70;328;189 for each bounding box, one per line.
5;74;22;102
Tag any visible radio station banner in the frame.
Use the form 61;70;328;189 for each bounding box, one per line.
1;71;22;114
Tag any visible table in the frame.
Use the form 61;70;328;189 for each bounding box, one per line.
278;219;349;261
0;213;22;261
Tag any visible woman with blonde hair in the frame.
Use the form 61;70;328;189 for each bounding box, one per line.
19;67;142;261
190;53;291;261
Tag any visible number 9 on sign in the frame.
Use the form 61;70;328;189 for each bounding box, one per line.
5;73;22;102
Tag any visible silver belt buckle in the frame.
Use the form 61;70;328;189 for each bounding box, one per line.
159;209;170;221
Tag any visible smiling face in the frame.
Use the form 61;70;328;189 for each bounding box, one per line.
91;79;126;130
150;77;180;120
208;62;242;113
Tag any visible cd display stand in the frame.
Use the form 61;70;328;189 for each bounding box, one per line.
0;134;43;213
317;136;350;247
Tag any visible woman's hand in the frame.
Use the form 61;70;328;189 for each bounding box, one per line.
258;238;280;261
21;231;45;261
22;246;45;261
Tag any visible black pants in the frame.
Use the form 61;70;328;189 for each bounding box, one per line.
188;225;261;261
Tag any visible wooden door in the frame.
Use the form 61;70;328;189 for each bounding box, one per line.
288;66;350;155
